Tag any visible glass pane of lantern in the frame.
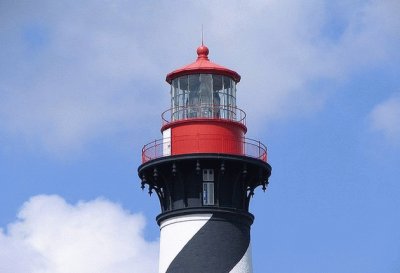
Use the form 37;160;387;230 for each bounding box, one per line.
199;74;212;117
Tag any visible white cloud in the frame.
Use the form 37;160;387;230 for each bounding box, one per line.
0;195;159;273
370;94;400;143
0;0;398;153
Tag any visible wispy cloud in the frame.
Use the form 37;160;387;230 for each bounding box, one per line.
0;0;398;153
0;195;158;273
370;93;400;144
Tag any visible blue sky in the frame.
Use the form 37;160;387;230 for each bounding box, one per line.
0;1;399;272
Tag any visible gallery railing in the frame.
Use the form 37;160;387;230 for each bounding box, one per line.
161;105;246;126
142;136;267;163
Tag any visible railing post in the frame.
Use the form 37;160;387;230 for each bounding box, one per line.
154;139;157;160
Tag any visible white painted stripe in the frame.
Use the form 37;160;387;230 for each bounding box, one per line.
229;244;253;273
158;214;212;273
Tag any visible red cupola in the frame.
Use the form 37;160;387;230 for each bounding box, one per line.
166;44;241;83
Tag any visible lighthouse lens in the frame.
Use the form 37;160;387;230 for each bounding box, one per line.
170;74;236;121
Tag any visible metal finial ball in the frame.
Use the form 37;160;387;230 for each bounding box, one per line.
196;45;209;59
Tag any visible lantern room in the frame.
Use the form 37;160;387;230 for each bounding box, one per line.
169;74;237;121
165;44;242;124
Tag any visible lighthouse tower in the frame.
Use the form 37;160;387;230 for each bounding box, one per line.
138;44;271;273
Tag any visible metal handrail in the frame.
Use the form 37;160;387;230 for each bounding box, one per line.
141;135;267;163
161;104;246;126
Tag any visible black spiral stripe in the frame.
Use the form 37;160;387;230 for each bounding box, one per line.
165;212;252;273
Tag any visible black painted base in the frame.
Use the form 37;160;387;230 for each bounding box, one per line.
138;153;271;213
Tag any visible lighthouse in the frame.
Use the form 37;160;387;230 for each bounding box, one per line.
138;43;271;273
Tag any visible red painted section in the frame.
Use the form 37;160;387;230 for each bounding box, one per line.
166;44;241;83
167;120;246;156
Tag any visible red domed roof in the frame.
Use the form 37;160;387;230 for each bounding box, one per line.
166;44;241;83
